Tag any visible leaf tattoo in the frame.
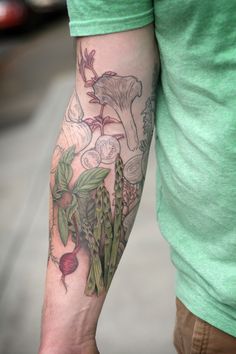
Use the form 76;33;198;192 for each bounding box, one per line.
73;167;110;194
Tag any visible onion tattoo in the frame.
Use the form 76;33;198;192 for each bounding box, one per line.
95;135;120;164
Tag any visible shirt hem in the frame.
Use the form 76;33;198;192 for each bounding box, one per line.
176;272;236;338
69;9;154;37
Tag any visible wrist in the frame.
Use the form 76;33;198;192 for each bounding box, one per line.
39;337;99;354
39;275;106;354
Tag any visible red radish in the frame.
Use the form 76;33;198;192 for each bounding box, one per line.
59;247;79;292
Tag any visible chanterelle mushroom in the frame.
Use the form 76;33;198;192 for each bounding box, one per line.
93;74;142;151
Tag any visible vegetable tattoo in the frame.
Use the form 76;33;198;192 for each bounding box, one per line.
93;75;142;151
49;46;157;295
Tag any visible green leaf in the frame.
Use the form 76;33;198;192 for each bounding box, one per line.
86;198;96;225
60;145;76;165
77;195;96;225
77;190;90;199
54;147;75;193
52;184;62;201
65;194;78;222
58;207;69;246
73;168;110;193
55;162;73;191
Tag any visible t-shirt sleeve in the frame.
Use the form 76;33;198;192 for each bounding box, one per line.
66;0;154;37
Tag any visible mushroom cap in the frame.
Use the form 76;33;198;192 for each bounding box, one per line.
93;74;142;111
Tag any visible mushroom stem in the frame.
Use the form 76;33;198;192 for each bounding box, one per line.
93;74;142;152
116;109;139;151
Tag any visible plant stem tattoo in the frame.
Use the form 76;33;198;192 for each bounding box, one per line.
79;46;142;151
49;46;157;295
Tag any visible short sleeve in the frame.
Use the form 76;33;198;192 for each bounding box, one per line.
66;0;154;37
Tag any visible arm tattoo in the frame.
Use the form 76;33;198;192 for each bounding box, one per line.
49;46;157;295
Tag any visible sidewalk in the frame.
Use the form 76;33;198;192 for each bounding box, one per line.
0;74;175;354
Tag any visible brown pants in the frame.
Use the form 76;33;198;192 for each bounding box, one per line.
174;298;236;354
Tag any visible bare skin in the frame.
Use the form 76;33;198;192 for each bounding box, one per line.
39;24;158;354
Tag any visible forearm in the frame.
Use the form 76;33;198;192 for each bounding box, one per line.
39;24;158;354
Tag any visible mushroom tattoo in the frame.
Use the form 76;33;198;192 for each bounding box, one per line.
93;74;142;151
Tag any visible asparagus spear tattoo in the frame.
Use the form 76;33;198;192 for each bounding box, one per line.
107;154;124;288
83;219;104;296
84;159;125;294
102;185;113;288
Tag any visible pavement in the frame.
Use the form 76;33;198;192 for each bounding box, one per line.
0;21;176;354
0;16;74;127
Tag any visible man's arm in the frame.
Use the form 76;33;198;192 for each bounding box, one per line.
39;24;158;354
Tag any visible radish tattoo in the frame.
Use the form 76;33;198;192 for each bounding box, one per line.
59;248;79;292
49;46;157;295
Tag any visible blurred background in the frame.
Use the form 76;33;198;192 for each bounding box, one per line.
0;2;175;353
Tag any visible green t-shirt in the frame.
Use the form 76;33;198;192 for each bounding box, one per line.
67;0;236;337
